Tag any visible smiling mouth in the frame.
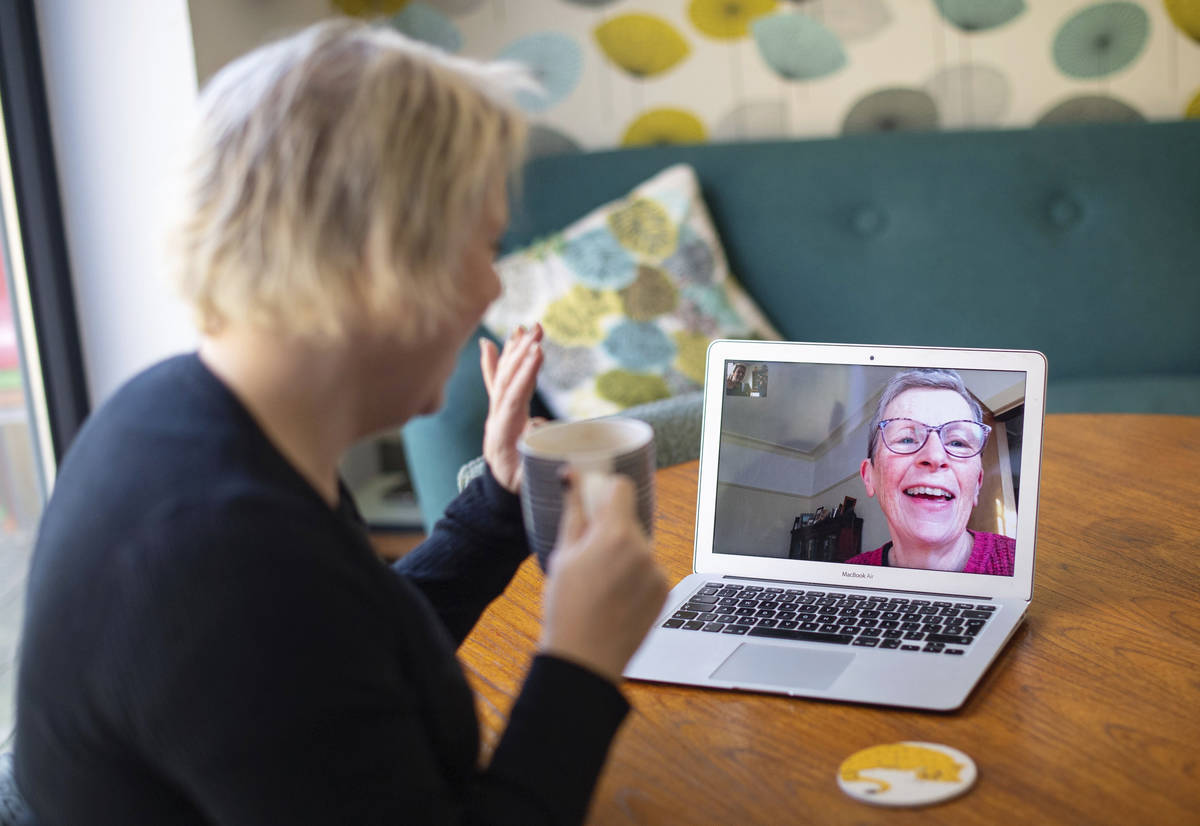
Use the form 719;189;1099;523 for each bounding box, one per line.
904;486;955;501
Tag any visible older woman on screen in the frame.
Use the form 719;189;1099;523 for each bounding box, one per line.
845;369;1015;575
16;20;666;824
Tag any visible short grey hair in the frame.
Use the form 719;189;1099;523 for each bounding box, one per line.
170;18;531;341
866;368;983;460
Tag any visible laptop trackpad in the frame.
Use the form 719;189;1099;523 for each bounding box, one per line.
711;643;854;690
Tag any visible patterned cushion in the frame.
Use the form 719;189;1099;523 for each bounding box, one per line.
484;164;779;420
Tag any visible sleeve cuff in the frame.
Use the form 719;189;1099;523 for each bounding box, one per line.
466;462;524;524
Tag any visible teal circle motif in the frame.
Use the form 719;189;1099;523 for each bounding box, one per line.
603;321;676;370
934;0;1025;32
1053;2;1149;79
387;3;462;53
752;12;847;81
563;229;637;289
498;33;583;113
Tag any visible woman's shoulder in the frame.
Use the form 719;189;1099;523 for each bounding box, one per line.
966;531;1016;575
44;352;317;557
94;353;252;437
971;531;1015;551
844;545;886;566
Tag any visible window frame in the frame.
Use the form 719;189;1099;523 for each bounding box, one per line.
0;0;90;470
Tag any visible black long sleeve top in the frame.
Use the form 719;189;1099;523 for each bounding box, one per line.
15;354;628;824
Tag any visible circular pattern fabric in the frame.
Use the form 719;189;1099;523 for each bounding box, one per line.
1187;89;1200;118
538;340;597;391
607;199;678;258
787;0;891;42
1053;2;1149;79
670;332;711;384
713;100;789;141
934;0;1025;31
1037;94;1145;125
387;3;461;52
485;165;779;419
593;370;672;408
753;12;847;81
680;284;745;330
663;229;717;285
332;0;408;17
541;285;623;347
594;14;690;77
926;64;1010;128
562;229;637;290
424;0;484;13
619;266;681;321
622;108;708;147
843;88;939;134
1165;0;1200;43
498;33;582;113
603;320;676;370
688;0;778;40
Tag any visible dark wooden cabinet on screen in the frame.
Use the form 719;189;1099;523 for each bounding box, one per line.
789;514;863;562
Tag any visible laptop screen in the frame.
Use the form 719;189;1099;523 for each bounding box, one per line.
713;359;1026;577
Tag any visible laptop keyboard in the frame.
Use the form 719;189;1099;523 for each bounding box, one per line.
661;582;997;655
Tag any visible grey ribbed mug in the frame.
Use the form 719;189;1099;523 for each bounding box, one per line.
517;417;655;570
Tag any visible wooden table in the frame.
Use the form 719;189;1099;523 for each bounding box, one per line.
459;415;1200;824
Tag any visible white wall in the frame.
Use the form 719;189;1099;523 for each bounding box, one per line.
35;0;199;406
188;0;330;85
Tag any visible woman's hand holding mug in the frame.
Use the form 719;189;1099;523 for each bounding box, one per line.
539;471;668;684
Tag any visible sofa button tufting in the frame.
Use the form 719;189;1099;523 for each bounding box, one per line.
851;205;887;236
1048;196;1082;228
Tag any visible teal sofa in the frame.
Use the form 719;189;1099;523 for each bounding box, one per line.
403;120;1200;530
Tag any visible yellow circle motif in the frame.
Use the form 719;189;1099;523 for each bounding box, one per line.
622;109;707;148
331;0;409;17
688;0;778;40
608;200;678;259
595;370;672;408
594;14;691;77
1166;0;1200;43
1186;88;1200;119
541;286;621;347
672;331;710;384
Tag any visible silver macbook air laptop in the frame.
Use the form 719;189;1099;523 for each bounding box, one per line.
625;341;1047;711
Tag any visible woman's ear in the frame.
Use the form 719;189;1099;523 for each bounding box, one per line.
860;459;876;498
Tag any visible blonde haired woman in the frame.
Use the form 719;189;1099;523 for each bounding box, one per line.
16;20;666;824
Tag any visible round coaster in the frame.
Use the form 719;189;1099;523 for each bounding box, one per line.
837;741;977;807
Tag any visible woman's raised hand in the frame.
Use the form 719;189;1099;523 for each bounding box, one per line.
479;324;545;494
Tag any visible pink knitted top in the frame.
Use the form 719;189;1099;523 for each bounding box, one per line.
845;531;1015;576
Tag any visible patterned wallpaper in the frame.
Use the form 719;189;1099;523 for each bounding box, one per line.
190;0;1200;156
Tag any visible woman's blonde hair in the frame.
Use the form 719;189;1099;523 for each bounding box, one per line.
170;18;529;341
